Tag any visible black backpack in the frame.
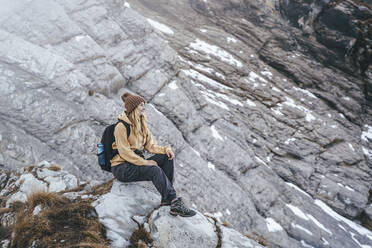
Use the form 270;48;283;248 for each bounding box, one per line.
97;120;131;172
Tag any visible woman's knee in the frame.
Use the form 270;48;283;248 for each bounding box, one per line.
148;165;162;175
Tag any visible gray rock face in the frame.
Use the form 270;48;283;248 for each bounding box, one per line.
151;207;218;248
1;0;372;247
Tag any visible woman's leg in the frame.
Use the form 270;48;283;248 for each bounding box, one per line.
112;162;177;202
148;154;174;184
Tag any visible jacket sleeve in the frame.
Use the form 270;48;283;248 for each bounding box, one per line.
144;128;170;154
114;123;148;166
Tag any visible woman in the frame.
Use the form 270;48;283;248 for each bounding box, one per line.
110;92;196;217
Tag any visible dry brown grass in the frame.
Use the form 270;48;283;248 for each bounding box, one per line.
25;166;35;173
11;191;108;248
245;233;270;246
0;207;11;215
87;179;114;196
48;165;62;171
73;243;108;248
27;191;68;209
222;221;230;227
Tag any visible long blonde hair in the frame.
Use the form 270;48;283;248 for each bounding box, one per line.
127;108;148;138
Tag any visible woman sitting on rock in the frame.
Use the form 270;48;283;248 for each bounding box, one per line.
110;92;196;217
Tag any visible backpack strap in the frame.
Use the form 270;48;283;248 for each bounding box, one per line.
118;120;131;138
111;120;132;159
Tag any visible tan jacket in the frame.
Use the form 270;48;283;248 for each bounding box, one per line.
110;112;170;167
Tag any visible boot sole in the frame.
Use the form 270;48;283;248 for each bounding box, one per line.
169;210;196;217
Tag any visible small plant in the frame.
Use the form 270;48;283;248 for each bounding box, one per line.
245;233;270;246
222;221;230;227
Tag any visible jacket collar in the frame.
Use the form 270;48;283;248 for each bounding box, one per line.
118;111;134;126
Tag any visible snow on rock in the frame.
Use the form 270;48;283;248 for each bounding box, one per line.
277;96;316;122
189;39;243;68
292;223;313;236
248;72;268;83
208;162;216;170
293;86;317;99
93;180;160;248
361;125;372;142
168;80;178;90
286;204;310;221
182;69;231;90
261;70;273;79
266;218;284;232
226;37;238;43
211;125;224;141
285;183;312;198
246;99;257;107
146;18;174;35
315;200;372;242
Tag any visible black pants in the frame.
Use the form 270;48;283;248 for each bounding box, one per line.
112;154;177;202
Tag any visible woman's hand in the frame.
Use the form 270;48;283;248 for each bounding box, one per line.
146;160;158;166
166;149;175;160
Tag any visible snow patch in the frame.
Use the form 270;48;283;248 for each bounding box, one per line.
75;35;86;42
191;147;201;157
361;125;372;142
349;143;355;151
272;107;284;116
33;205;42;215
203;94;230;110
307;214;333;235
284;137;296;145
279;96;316;122
362;147;372;159
351;232;372;248
293;86;317;99
322;237;329;246
168;80;178;90
189;39;243;68
266;218;284;232
286;204;309;220
146;18;174;35
292;223;313;236
211;125;224;141
261;70;273;79
227;37;237;43
285;183;312;198
207;162;216;170
315;200;372;241
272;87;281;93
183;69;231;90
200;29;207;33
246;99;257;107
249;71;268;83
301;240;314;248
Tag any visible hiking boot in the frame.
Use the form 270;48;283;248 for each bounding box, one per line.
170;197;196;217
160;199;171;206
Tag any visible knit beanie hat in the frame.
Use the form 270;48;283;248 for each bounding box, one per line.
121;92;146;114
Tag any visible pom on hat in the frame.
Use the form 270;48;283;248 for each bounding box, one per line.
121;92;146;114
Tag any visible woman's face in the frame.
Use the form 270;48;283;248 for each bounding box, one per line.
137;102;145;116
